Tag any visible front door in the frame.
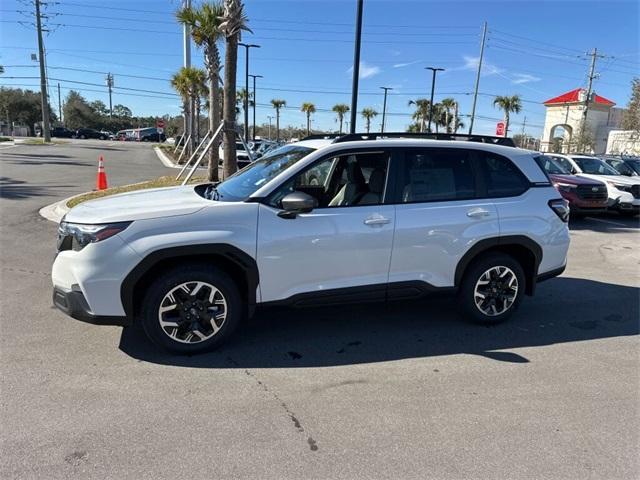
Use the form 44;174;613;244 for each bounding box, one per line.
257;150;395;303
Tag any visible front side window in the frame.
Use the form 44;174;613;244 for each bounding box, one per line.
269;151;390;208
478;152;529;197
399;149;476;203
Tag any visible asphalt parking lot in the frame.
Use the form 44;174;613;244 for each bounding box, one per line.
1;140;638;479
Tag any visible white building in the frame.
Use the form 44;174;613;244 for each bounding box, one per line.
540;88;624;154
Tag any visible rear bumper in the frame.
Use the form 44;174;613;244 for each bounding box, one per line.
53;287;131;326
536;265;566;283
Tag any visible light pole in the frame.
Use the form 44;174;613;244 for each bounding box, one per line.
349;0;364;134
426;66;444;133
248;74;263;141
239;43;260;141
380;86;392;133
267;115;272;140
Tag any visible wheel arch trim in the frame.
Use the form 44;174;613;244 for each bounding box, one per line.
454;235;543;295
120;244;259;319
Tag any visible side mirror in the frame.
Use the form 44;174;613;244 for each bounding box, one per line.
278;191;318;219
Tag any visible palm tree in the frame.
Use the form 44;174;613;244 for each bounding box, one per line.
236;88;253;125
184;68;208;144
271;99;286;141
332;103;350;133
440;98;457;133
300;102;316;136
493;95;522;137
219;0;251;178
361;108;378;134
408;99;431;132
171;67;205;157
176;2;224;181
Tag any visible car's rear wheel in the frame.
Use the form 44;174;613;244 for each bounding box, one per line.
458;253;525;324
140;266;243;354
80;135;86;139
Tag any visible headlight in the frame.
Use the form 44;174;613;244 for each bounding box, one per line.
606;181;630;192
57;221;132;251
553;182;577;193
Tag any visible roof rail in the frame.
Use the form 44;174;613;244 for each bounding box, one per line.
299;133;343;141
332;132;516;147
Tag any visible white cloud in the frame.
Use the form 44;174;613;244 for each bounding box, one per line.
346;61;381;79
511;73;541;84
393;60;422;69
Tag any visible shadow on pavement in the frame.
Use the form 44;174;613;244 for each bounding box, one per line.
119;277;639;368
0;177;74;200
0;152;72;159
569;215;639;234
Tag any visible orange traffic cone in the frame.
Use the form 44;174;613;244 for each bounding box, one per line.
96;155;108;190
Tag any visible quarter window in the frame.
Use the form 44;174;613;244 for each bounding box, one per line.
478;152;529;197
399;149;476;203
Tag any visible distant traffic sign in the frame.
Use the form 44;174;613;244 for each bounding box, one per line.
156;119;165;129
496;121;505;137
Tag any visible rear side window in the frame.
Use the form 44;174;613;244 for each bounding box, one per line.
477;152;529;198
399;149;476;203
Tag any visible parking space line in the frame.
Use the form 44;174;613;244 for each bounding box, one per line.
585;217;628;227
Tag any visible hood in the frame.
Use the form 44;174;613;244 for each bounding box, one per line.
577;173;640;187
65;186;209;223
548;174;604;186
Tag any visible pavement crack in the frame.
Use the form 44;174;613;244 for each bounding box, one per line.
227;356;319;452
1;266;50;277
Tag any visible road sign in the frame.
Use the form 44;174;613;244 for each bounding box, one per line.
156;119;165;129
496;121;505;136
157;127;164;134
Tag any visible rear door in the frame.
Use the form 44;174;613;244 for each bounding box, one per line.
388;147;499;293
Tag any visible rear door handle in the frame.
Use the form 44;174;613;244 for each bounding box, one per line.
364;214;391;226
467;208;491;218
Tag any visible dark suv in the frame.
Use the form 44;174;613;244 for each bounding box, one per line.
51;127;74;138
75;128;108;140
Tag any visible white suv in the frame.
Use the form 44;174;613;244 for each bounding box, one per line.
52;134;570;354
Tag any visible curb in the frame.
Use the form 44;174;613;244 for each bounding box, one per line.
154;146;180;169
39;196;75;223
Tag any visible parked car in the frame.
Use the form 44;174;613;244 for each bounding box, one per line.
135;127;166;143
53;133;570;354
113;129;134;141
75;128;108;140
218;141;252;168
535;154;608;216
252;140;278;159
50;127;74;138
600;155;640;176
99;130;113;140
545;153;640;216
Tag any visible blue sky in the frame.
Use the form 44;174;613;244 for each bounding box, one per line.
1;0;638;137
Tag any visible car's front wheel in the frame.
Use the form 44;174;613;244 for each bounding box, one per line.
140;265;243;354
458;253;525;324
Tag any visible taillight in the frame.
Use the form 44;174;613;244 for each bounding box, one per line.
548;199;570;222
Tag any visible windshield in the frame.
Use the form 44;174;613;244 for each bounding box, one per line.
572;157;620;176
535;155;569;175
212;145;315;201
627;159;640;174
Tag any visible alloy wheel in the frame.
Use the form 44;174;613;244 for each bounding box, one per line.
473;266;518;316
157;281;227;344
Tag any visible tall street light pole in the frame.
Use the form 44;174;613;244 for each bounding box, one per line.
239;43;260;141
248;74;263;141
426;66;444;133
380;86;392;133
349;0;364;134
468;21;487;135
182;0;191;146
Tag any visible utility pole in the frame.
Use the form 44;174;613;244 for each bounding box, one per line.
267;115;272;140
57;82;62;124
380;86;392;133
520;116;527;148
426;67;444;133
248;74;262;141
468;21;487;135
349;0;364;133
35;0;50;141
579;48;604;152
106;73;114;118
239;43;260;140
182;0;191;148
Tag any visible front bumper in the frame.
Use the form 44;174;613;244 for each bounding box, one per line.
53;287;131;326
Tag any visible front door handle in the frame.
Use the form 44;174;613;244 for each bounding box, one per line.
467;208;491;218
364;214;391;226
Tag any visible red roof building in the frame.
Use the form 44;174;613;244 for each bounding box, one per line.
543;88;615;107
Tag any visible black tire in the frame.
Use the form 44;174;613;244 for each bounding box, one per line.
140;265;243;354
457;253;525;325
80;135;86;139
